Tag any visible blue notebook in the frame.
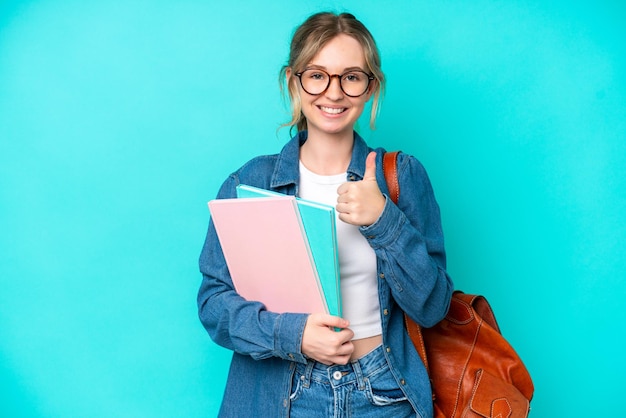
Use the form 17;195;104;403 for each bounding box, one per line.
236;184;342;318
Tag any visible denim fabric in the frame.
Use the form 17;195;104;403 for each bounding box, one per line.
197;131;454;418
289;345;416;418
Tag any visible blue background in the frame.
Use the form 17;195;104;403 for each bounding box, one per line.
1;1;624;416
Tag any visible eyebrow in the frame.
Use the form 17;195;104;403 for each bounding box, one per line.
305;64;368;73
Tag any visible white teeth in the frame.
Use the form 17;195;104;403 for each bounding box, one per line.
320;106;345;114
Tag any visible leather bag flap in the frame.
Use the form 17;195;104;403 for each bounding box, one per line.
445;296;474;324
469;369;530;418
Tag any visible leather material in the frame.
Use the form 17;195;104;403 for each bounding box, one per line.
383;151;534;418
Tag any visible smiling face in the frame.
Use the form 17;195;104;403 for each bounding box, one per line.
294;34;375;139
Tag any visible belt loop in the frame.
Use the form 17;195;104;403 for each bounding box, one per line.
302;360;315;388
351;359;366;390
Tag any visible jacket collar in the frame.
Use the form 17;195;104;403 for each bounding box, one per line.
270;130;371;190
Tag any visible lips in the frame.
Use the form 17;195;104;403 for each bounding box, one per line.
319;105;347;115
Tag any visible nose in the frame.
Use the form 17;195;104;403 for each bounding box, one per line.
324;75;344;99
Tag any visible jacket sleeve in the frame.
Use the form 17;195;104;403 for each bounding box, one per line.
362;152;454;327
197;174;309;363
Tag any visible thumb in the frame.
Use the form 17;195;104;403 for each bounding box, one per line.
363;151;377;181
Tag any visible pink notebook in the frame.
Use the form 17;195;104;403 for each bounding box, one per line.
208;196;328;314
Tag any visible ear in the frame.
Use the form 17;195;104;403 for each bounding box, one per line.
365;78;378;100
285;68;299;91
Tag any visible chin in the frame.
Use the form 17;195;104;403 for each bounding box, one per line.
316;125;353;136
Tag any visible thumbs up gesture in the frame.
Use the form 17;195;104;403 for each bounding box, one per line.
336;151;385;226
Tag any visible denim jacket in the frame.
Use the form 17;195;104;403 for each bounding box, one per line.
197;131;453;418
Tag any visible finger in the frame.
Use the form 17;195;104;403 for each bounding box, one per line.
363;151;377;181
313;314;349;330
333;343;355;365
335;202;349;215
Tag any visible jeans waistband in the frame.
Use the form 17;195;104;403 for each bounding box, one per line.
299;344;387;389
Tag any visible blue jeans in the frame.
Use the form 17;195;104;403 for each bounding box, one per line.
289;345;416;418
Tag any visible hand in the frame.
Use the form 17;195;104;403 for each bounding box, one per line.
336;151;385;226
301;314;354;365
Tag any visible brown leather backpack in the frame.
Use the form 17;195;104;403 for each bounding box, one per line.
383;151;534;418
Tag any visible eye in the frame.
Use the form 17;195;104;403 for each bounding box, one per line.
343;72;363;83
305;70;327;81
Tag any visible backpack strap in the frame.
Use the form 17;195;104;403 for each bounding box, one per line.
383;151;400;204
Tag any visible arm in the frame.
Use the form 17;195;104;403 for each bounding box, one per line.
337;151;453;327
364;151;453;327
197;175;310;363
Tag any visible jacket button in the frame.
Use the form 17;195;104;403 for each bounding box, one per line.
379;273;385;279
400;379;406;385
383;309;389;315
333;371;343;380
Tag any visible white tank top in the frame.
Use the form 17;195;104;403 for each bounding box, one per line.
298;161;382;340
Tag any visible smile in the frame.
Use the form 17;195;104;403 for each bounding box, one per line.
319;106;347;115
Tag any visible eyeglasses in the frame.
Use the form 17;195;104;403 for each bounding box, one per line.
295;68;375;97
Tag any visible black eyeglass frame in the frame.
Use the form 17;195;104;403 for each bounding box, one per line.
294;68;375;98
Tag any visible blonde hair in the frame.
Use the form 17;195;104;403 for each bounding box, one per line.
279;12;385;133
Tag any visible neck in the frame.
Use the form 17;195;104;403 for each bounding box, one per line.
300;130;354;175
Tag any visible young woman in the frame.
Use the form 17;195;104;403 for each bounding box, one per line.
198;12;453;418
